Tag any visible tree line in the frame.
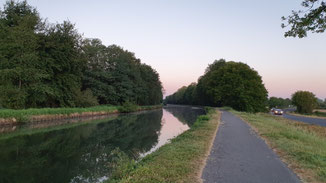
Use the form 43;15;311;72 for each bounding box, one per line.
165;59;269;113
267;97;292;109
268;95;326;111
268;91;325;114
0;1;163;109
164;59;325;114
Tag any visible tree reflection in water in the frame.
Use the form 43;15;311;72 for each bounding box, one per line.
164;105;206;126
0;106;205;183
0;110;162;183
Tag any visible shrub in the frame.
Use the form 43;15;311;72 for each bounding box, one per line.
74;89;99;107
118;102;139;113
292;91;318;114
198;115;210;121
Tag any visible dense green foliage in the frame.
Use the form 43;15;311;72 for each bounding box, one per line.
282;0;326;38
165;59;268;112
82;39;162;106
0;1;162;109
118;102;139;113
292;90;318;114
268;97;292;109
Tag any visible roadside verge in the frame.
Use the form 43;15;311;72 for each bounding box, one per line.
232;110;326;183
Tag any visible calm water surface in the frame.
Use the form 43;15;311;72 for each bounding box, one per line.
0;105;205;183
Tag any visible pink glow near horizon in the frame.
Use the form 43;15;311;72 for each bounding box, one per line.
162;64;326;100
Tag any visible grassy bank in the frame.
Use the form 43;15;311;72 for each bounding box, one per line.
0;115;118;140
232;110;326;182
0;105;161;123
108;108;220;183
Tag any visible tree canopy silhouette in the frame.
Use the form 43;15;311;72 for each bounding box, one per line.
165;59;268;113
282;0;326;38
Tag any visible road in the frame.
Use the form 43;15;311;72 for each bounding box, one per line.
283;113;326;127
201;111;300;183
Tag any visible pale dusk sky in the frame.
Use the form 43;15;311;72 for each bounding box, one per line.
1;0;325;99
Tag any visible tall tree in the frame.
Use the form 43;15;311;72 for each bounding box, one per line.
183;83;196;105
282;0;326;38
202;61;268;112
292;91;318;113
138;64;163;105
268;97;292;108
82;39;162;105
37;21;86;107
0;1;162;108
81;38;115;104
0;0;46;108
196;59;226;106
165;59;268;113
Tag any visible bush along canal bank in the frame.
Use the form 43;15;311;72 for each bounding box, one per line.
0;104;162;125
231;110;326;183
107;108;220;183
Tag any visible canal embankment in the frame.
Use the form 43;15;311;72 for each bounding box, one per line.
0;105;205;183
108;108;220;183
0;105;162;125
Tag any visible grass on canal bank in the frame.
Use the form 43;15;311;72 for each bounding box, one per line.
0;104;161;123
231;110;326;183
108;108;220;183
0;115;119;140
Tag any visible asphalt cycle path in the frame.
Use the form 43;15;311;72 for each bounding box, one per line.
202;111;301;183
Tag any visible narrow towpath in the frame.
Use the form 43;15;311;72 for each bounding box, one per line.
201;111;300;183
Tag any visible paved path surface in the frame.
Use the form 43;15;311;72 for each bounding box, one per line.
202;111;301;183
283;113;326;127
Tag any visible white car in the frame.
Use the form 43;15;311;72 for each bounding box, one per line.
273;109;283;115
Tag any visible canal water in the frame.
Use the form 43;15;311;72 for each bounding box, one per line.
0;105;205;183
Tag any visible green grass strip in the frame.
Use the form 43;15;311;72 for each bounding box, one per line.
0;105;117;118
108;109;220;183
232;111;326;182
0;115;118;140
0;105;161;122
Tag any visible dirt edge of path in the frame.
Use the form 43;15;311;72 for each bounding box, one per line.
197;110;222;183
